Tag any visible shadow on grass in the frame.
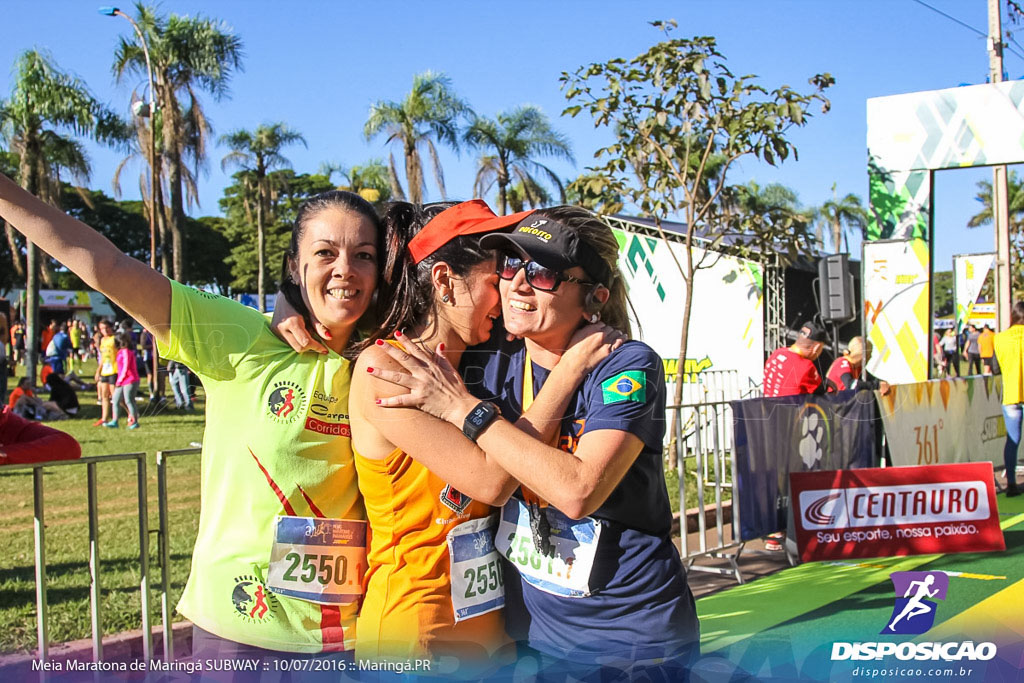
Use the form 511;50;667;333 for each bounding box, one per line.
0;551;194;592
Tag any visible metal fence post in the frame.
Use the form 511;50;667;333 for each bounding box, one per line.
137;456;152;662
156;451;174;662
33;467;48;661
87;462;102;660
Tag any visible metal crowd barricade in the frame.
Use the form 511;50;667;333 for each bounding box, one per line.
154;447;201;663
4;452;150;662
673;372;760;585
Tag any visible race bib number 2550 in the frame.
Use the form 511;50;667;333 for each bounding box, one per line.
266;516;367;605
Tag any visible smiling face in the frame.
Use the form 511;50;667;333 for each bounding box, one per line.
288;206;378;341
500;259;590;348
443;257;502;347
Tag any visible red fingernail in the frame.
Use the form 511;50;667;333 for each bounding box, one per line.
366;367;374;373
375;399;382;405
395;330;403;338
439;343;445;352
375;339;384;346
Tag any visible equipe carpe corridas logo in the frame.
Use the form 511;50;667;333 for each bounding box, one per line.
830;571;996;663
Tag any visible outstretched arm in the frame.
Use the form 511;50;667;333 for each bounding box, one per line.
0;173;170;342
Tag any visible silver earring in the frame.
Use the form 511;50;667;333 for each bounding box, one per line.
589;313;600;323
441;294;450;304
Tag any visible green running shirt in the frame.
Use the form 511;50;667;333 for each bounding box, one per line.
158;282;364;652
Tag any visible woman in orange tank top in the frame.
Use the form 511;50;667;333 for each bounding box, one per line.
273;200;625;674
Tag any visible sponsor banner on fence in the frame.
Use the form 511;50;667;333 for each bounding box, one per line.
953;253;995;332
731;390;876;541
863;239;931;384
612;227;764;394
790;462;1004;562
876;376;1004;468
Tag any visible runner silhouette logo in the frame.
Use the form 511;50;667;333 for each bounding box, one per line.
881;570;948;635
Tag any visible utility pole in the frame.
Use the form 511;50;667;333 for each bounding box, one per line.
990;0;1013;329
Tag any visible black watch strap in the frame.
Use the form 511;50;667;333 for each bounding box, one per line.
462;401;500;442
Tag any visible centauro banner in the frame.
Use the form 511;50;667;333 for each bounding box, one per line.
876;376;1005;468
611;228;764;394
863;239;931;384
953;253;995;332
790;462;1004;562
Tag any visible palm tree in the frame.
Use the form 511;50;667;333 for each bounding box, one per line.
364;71;467;204
221;123;306;312
464;106;574;215
968;172;1024;293
0;49;125;384
815;184;869;253
320;159;392;205
506;177;553;213
113;4;243;282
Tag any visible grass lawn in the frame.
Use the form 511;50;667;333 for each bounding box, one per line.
1;360;204;654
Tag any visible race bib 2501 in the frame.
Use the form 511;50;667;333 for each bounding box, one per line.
496;499;601;598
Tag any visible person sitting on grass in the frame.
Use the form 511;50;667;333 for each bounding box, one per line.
0;404;80;464
8;377;67;421
45;372;80;416
105;328;141;430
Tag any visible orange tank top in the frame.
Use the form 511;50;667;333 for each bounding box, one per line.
354;446;509;662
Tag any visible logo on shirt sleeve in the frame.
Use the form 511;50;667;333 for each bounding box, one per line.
601;371;647;405
440;484;471;514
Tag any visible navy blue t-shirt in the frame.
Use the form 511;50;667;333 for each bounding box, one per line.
461;335;700;662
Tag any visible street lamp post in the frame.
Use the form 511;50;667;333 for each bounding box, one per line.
99;6;158;272
99;6;165;409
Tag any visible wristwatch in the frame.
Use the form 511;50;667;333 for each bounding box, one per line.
462;401;500;442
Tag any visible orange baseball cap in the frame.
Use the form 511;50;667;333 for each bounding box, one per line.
407;199;534;264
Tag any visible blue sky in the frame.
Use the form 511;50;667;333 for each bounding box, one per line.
3;0;1023;271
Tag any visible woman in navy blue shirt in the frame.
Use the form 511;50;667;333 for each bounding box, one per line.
374;206;700;678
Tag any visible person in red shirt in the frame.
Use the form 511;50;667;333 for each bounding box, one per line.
761;321;826;551
825;336;891;394
0;404;81;464
763;321;826;397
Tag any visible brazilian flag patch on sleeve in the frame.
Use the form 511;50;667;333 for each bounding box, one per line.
601;370;647;405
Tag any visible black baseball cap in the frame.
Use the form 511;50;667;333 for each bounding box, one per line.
479;216;613;286
798;321;828;343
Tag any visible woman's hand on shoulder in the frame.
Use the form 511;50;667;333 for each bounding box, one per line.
366;333;477;425
562;322;627;375
269;292;328;354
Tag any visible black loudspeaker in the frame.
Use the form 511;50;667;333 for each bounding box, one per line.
818;254;856;323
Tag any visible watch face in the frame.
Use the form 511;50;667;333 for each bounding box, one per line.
470;406;488;424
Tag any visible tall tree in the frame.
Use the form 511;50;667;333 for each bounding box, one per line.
113;4;243;282
218;169;334;295
464;106;574;215
364;71;467;204
562;24;831;459
220;123;306;312
0;49;125;384
968;172;1024;293
815;184;869;253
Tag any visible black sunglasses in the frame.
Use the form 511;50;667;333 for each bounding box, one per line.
497;254;595;292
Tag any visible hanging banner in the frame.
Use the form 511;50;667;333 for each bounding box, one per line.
790;462;1004;562
611;228;764;395
731;390;877;541
863;239;931;384
876;376;1004;468
953;253;995;331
